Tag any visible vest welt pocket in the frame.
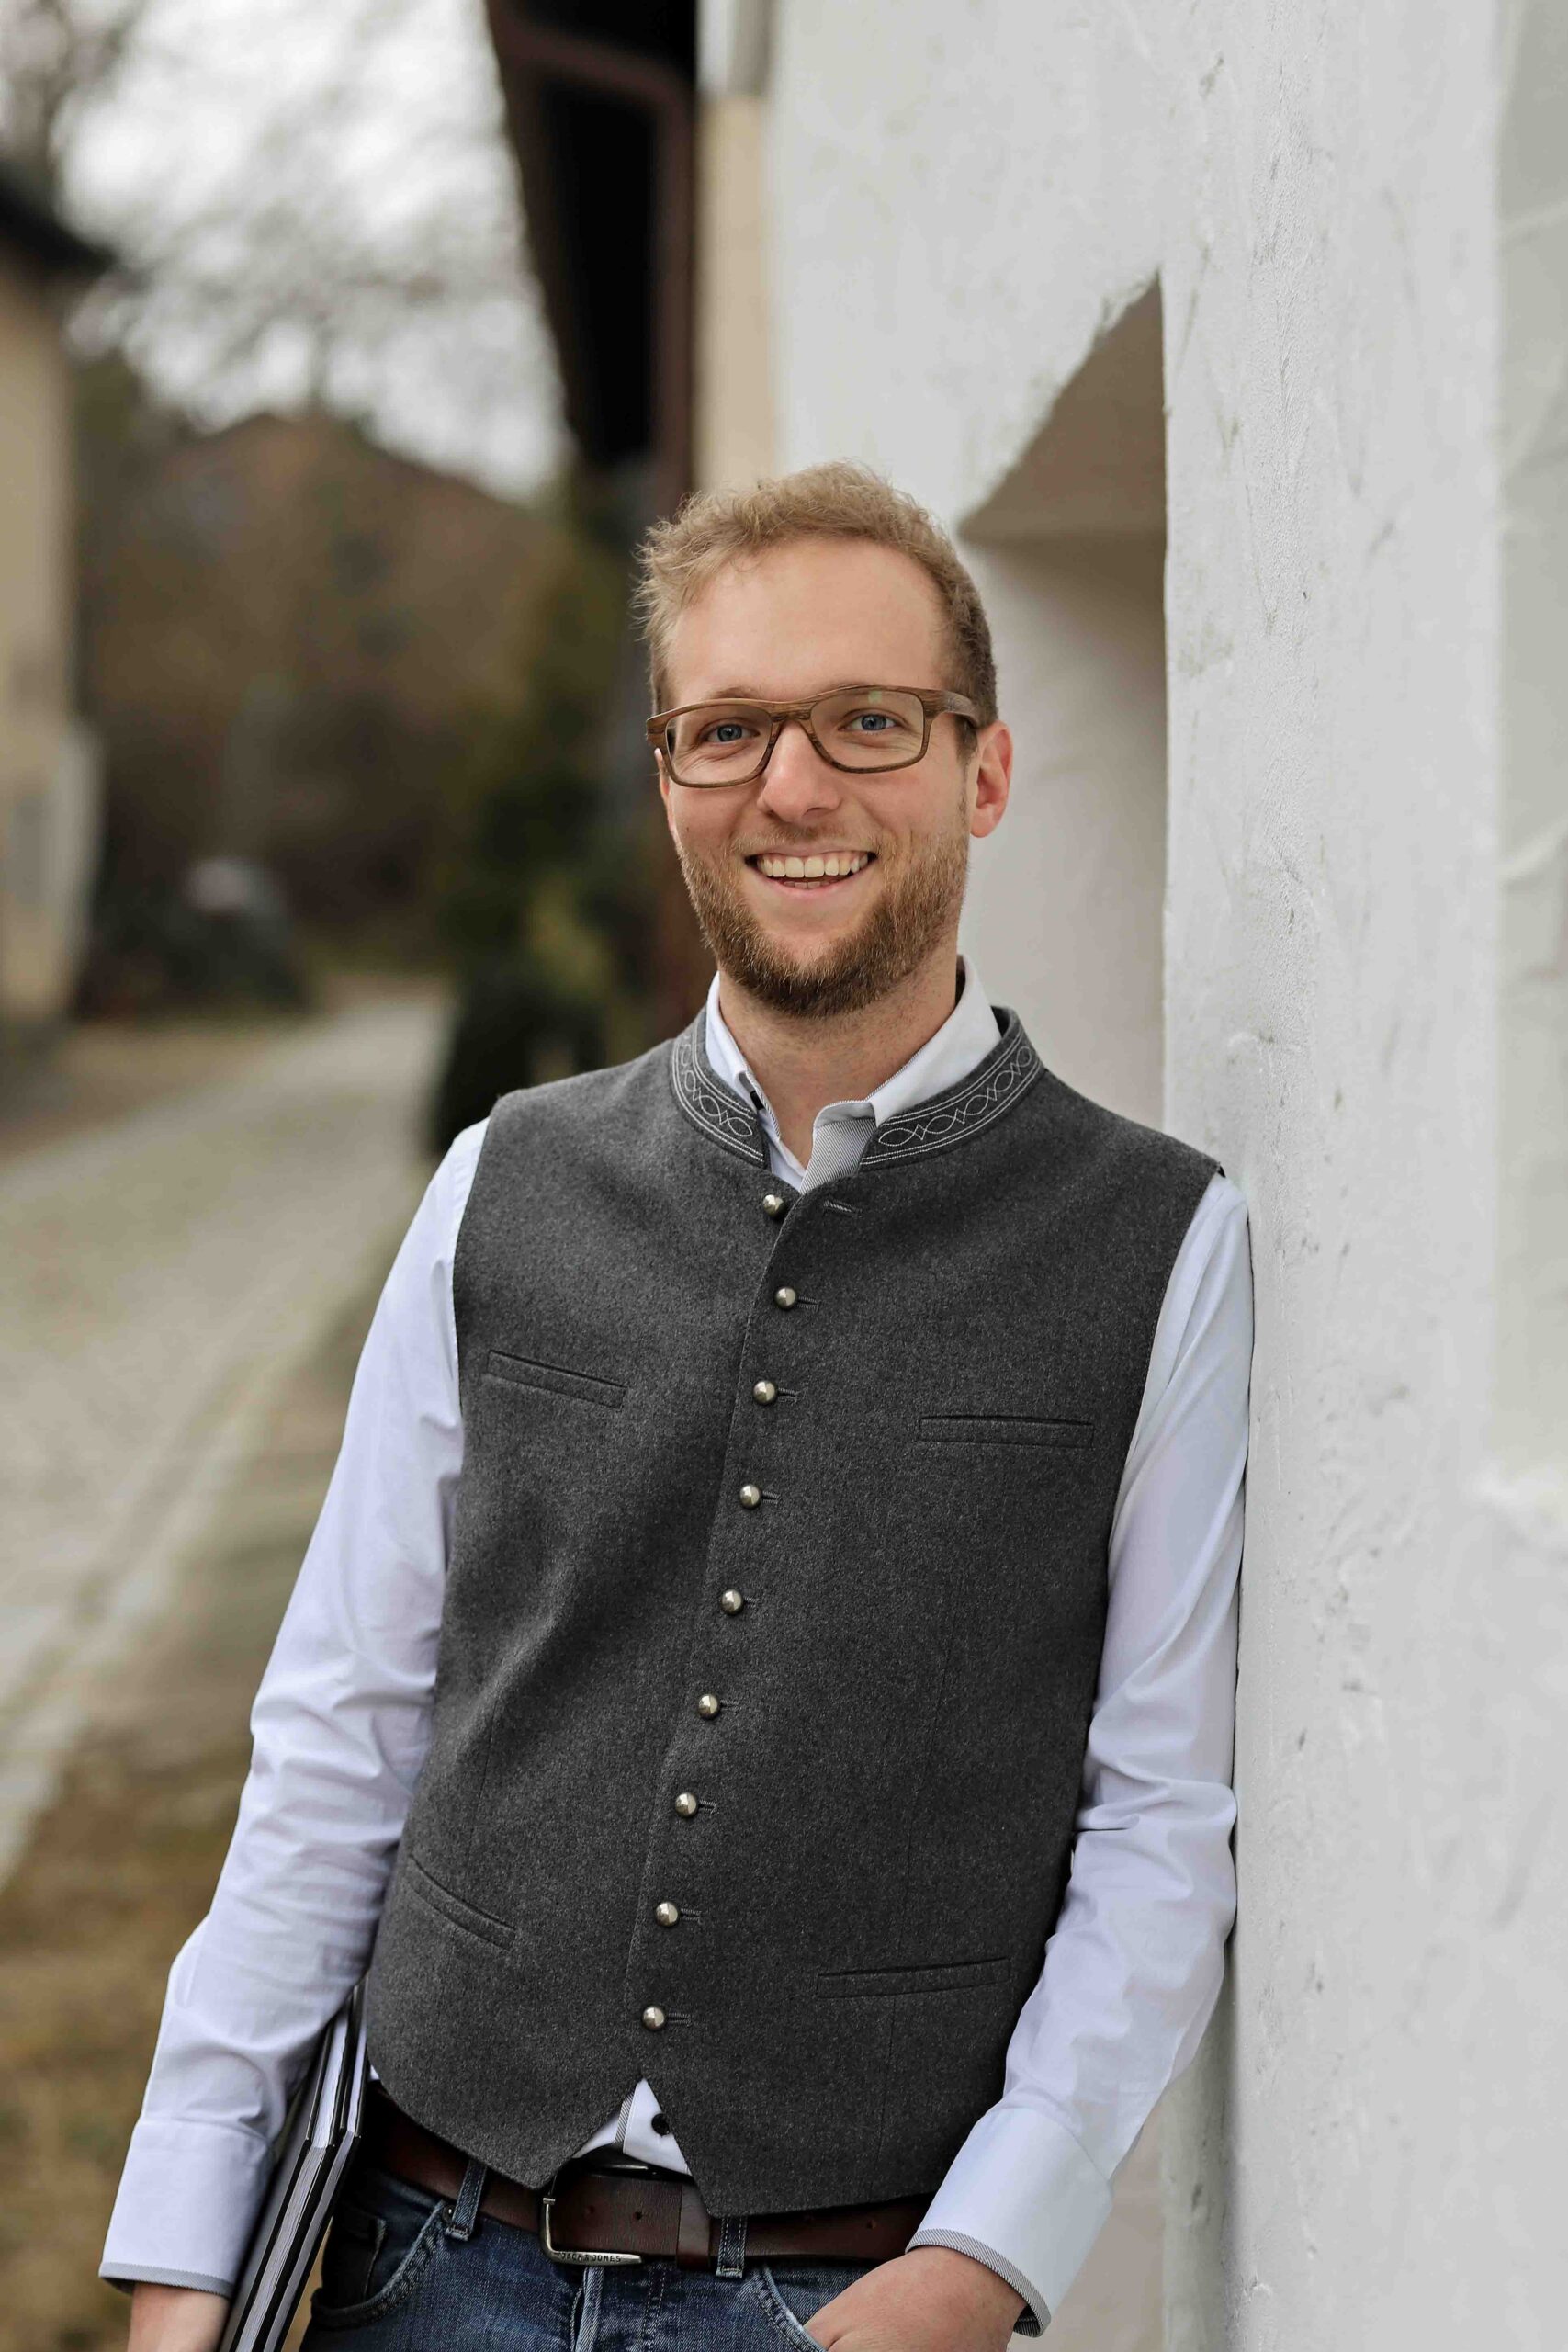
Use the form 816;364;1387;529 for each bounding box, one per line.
918;1413;1094;1448
815;1955;1010;2000
483;1350;626;1409
400;1850;514;1951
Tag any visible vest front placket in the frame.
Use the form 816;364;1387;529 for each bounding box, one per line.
618;1168;837;2045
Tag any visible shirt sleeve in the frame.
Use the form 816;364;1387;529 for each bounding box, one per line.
905;1170;1253;2335
98;1120;487;2295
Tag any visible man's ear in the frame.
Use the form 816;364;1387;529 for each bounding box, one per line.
968;720;1012;842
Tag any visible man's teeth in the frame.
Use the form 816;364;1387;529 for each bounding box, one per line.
755;851;871;880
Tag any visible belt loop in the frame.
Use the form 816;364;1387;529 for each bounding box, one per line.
444;2154;489;2242
715;2212;748;2278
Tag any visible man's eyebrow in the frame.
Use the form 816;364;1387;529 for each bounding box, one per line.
697;680;883;701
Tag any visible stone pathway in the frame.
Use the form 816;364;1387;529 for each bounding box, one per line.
0;991;444;1883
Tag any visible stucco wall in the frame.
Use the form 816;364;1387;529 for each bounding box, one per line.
1156;1;1518;2344
961;533;1168;1126
760;0;1562;2344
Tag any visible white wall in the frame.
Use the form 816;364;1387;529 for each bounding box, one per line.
1156;1;1519;2342
762;0;1565;2344
959;288;1169;1125
961;536;1167;1125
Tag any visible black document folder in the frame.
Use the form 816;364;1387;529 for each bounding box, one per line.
215;1979;369;2352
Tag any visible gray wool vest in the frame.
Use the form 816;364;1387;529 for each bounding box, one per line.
362;1003;1223;2215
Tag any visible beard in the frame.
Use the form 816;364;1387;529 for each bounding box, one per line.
671;779;972;1021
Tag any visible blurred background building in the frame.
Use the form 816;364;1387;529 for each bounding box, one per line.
0;159;106;1056
0;0;711;1148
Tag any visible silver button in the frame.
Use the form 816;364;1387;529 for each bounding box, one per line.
719;1589;745;1614
773;1284;797;1309
655;1901;680;1927
642;2005;667;2030
762;1193;785;1218
674;1790;698;1816
753;1379;777;1405
697;1691;720;1716
739;1481;761;1509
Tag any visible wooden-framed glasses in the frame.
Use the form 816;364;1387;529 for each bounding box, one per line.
645;684;980;787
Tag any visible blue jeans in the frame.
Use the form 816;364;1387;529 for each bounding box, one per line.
298;2154;881;2350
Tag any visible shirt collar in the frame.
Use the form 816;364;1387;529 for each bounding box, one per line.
704;955;1001;1170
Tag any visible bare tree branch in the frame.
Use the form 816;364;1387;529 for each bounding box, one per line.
1;0;560;493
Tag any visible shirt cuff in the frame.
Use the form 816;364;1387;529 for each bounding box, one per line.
905;2104;1115;2336
97;2268;232;2299
99;2113;273;2296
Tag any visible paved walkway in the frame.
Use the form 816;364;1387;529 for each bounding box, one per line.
0;992;445;1883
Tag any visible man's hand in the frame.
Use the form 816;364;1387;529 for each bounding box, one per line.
125;2280;229;2352
797;2245;1027;2349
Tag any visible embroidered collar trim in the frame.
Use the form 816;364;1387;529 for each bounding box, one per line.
671;1017;768;1164
669;1005;1042;1170
862;1009;1041;1163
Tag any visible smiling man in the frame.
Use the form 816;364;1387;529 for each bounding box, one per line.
106;464;1252;2352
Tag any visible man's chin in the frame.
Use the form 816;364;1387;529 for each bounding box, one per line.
749;921;860;987
722;926;909;1020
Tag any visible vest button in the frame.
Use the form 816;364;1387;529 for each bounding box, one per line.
739;1481;761;1509
752;1379;777;1405
773;1285;797;1309
651;2111;671;2134
762;1193;785;1217
674;1790;698;1816
655;1901;680;1927
641;2006;667;2030
696;1691;720;1715
719;1589;745;1614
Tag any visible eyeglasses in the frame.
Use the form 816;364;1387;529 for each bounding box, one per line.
645;684;981;788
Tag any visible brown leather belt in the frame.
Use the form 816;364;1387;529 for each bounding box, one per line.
358;2086;931;2270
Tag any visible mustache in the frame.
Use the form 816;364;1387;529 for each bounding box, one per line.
736;841;882;857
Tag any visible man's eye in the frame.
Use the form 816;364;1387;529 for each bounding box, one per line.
700;720;756;746
844;710;905;734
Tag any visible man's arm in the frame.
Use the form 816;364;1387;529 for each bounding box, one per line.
99;1122;485;2301
900;1170;1253;2335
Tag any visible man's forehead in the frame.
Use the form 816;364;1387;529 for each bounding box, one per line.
666;540;947;696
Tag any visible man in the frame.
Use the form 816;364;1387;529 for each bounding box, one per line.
105;462;1251;2350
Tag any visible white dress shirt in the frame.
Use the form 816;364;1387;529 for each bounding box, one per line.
101;957;1251;2338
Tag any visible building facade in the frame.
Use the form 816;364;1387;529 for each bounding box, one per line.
692;3;1566;2347
0;164;105;1053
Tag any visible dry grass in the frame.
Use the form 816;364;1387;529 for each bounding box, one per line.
0;1267;386;2351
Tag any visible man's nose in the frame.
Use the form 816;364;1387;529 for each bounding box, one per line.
756;718;843;820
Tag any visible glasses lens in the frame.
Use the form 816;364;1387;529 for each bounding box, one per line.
809;688;927;768
667;702;771;785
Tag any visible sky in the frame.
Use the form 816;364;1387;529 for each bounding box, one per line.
28;0;567;499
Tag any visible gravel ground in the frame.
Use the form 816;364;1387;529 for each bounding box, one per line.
0;1254;390;2351
0;988;440;2349
0;989;443;1887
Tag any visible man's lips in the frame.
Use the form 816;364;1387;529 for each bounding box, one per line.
743;851;877;894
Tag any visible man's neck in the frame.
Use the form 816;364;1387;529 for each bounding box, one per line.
716;949;964;1170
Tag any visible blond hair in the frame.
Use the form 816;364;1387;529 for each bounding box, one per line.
632;460;998;730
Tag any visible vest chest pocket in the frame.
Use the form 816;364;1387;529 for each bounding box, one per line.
400;1849;515;1951
918;1413;1094;1448
483;1350;626;1409
816;1954;1010;1999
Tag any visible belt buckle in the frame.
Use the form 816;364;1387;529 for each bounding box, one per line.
538;2165;644;2269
